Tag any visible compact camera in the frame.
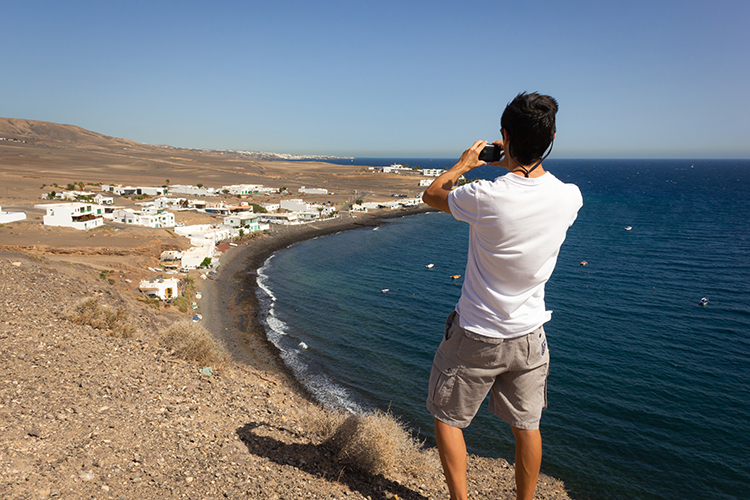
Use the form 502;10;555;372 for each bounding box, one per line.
478;144;503;163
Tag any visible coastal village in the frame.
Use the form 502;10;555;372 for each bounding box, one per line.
2;165;435;314
0;119;571;500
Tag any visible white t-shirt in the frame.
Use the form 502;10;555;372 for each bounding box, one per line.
448;172;582;338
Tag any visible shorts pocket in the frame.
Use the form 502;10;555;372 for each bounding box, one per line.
429;351;459;408
526;327;549;368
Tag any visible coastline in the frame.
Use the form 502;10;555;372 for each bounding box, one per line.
201;207;438;400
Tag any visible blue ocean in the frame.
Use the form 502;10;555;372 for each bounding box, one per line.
256;159;750;500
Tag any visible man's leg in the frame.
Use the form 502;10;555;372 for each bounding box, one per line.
512;427;542;500
434;418;468;500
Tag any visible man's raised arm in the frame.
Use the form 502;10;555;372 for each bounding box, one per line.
422;140;488;214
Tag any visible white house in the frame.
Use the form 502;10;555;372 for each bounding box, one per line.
224;212;261;231
34;202;105;230
260;202;280;212
102;185;167;197
175;224;233;244
0;207;26;224
180;244;214;270
280;199;309;212
138;277;181;300
419;179;433;186
94;194;114;205
420;168;446;177
112;208;175;228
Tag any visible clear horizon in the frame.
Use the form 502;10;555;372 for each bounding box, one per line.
2;1;748;159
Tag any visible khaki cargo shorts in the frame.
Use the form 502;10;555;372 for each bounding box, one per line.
426;311;549;430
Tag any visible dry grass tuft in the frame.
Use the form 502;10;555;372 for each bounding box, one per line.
67;297;135;338
303;405;348;443
322;409;428;477
160;321;230;367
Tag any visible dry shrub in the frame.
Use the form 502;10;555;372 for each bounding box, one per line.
160;321;230;367
324;409;427;477
303;405;348;443
67;297;135;338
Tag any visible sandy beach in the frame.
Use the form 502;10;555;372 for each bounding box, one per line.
200;207;437;386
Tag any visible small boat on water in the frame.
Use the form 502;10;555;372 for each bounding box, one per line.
381;288;390;293
580;261;588;266
625;226;632;231
450;274;461;280
426;263;435;269
699;297;709;306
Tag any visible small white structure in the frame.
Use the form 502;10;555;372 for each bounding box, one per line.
180;242;215;269
222;184;276;195
0;207;26;223
382;163;413;174
419;179;433;186
138;277;181;300
398;196;423;207
94;194;114;205
260;202;280;212
259;213;300;225
103;185;167;197
112;208;175;228
280;199;309;212
160;250;183;262
153;197;185;209
362;201;399;210
35;202;104;230
298;186;328;195
175;224;232;244
42;190;96;201
169;185;216;197
420;168;446;177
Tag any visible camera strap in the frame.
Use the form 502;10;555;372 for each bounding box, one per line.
510;139;555;177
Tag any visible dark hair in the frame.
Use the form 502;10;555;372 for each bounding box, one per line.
500;92;558;165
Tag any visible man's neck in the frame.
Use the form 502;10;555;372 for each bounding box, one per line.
509;164;546;178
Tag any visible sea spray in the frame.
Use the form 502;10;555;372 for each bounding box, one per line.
257;254;363;413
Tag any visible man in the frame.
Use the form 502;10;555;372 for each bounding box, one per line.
422;92;582;500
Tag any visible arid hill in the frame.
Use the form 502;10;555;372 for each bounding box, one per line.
0;117;427;207
0;117;142;150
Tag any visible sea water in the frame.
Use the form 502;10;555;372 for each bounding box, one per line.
256;159;750;500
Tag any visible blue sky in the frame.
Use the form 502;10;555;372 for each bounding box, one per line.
2;0;748;158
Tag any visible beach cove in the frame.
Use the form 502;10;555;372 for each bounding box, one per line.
1;213;573;500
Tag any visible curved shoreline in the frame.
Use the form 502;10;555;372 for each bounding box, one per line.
201;207;437;400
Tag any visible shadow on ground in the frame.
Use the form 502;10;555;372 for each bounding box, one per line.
236;422;429;500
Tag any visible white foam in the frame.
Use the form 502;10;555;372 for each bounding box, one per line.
255;247;365;414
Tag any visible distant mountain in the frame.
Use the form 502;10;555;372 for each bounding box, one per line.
0;117;139;149
0;117;352;161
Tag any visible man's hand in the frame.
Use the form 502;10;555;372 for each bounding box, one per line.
456;140;489;171
422;140;488;214
487;139;507;168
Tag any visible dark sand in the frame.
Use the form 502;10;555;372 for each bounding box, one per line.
201;207;436;393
